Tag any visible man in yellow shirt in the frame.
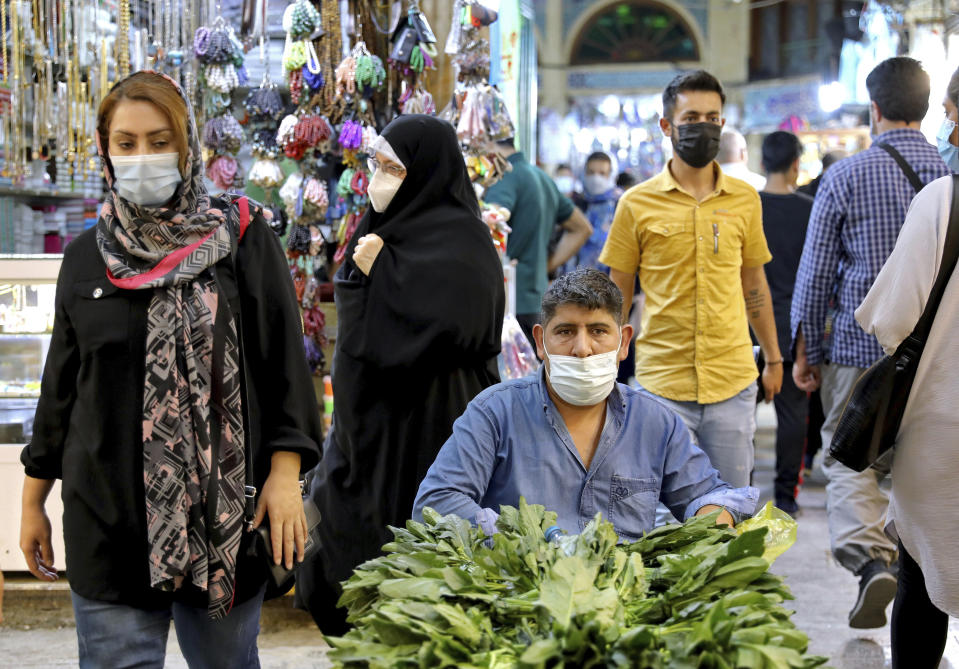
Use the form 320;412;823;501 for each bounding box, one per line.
600;70;782;489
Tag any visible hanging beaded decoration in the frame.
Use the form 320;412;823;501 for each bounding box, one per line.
193;13;246;193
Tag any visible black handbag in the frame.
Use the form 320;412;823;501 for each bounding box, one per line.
829;174;959;471
222;197;322;594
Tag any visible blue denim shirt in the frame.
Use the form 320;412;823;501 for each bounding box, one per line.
413;370;758;541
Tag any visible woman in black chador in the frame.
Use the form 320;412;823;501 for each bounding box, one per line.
297;115;505;633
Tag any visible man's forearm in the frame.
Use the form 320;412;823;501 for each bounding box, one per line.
548;210;592;272
742;268;781;360
609;269;636;324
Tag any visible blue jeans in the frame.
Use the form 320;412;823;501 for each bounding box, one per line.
637;382;758;488
71;586;265;669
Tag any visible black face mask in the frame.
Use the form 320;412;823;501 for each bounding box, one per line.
671;122;722;168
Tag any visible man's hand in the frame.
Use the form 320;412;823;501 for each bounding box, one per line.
696;504;735;527
792;330;821;392
760;361;783;403
547;208;592;273
252;452;306;570
353;234;384;276
20;505;57;582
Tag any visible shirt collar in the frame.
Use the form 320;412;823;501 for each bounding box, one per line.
873;127;927;144
652;160;729;196
507;152;526;166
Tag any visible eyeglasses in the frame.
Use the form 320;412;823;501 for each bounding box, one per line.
367;157;407;179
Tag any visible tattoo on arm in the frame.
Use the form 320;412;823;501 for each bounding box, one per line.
745;288;764;320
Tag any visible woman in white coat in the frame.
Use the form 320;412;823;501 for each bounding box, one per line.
856;134;959;668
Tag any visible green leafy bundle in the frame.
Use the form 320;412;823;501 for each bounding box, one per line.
327;500;827;668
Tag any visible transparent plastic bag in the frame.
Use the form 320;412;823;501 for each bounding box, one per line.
498;314;539;380
736;501;798;565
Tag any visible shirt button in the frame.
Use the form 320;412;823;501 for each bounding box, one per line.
697;330;703;335
698;236;703;240
93;287;103;298
697;360;703;366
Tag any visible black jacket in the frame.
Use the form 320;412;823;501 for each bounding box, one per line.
21;210;322;609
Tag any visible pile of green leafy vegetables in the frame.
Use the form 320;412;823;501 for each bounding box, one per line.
327;499;827;668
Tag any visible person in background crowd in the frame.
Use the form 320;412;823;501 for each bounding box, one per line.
485;138;592;346
18;71;323;667
858;65;959;669
718;128;766;191
758;131;814;517
798;149;849;198
601;70;783;496
791;56;949;629
413;269;759;539
616;171;638;190
565;151;622;272
553;163;577;199
296;115;506;635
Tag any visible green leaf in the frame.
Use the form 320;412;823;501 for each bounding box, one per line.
519;638;561;664
378;576;450;602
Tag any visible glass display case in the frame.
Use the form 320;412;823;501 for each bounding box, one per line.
0;255;65;571
0;257;58;443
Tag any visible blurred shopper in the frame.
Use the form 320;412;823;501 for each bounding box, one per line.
565;151;622;272
601;70;782;491
791;57;949;629
553;163;577;199
18;71;322;667
485;138;591;345
798;149;848;198
857;173;959;669
719;128;766;190
297;115;505;634
758;131;814;516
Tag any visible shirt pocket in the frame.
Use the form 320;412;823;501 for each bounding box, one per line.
607;475;658;541
70;278;131;359
706;214;746;268
642;222;689;268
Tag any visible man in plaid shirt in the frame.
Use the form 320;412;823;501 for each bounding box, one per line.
791;57;949;629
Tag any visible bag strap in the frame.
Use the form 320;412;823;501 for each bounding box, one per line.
913;174;959;338
876;142;924;193
225;196;257;527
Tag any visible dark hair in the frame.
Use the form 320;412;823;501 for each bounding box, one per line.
948;66;959;108
585;151;612;167
616;171;637;189
821;150;847;172
662;70;726;122
541;268;624;326
865;57;930;123
761;131;803;174
496;137;516;148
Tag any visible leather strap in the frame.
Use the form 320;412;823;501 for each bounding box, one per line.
876;142;924;193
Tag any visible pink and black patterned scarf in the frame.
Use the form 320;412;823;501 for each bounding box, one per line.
95;71;253;619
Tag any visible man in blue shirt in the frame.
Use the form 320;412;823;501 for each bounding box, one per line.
791;57;949;629
414;269;757;540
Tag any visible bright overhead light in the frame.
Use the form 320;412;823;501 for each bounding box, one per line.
818;81;845;113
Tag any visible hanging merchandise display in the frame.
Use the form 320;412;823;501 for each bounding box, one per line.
244;1;288;237
194;15;248;192
440;1;514;190
388;2;437;116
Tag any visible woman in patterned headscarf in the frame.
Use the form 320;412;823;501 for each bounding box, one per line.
19;71;322;667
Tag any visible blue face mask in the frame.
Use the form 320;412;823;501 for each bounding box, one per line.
936;118;959;172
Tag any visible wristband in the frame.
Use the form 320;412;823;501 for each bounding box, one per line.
765;359;783;365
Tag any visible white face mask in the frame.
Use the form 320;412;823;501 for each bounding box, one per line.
110;152;182;207
544;334;621;406
368;169;404;212
554;175;575;194
584;173;614;195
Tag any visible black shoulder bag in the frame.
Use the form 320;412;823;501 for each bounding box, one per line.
829;174;959;471
220;197;322;594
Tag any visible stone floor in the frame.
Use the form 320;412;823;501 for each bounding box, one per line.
1;403;956;667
